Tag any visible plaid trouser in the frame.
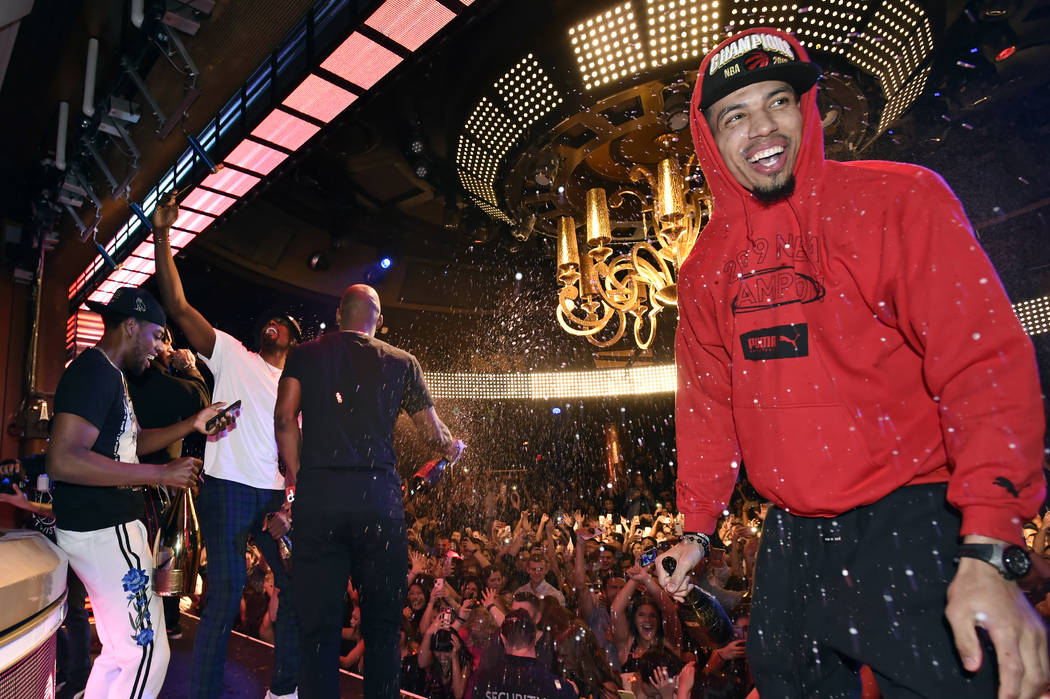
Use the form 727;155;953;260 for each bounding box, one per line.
189;475;300;698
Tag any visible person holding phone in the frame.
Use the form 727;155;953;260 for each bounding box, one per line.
275;283;463;698
152;197;303;699
48;287;226;699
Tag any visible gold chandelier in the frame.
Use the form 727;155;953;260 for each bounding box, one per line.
555;135;711;350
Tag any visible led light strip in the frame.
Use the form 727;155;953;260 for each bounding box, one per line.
425;364;677;399
69;0;474;354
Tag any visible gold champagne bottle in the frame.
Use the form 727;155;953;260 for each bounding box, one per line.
152;487;202;596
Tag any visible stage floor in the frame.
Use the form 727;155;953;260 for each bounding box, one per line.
86;612;421;698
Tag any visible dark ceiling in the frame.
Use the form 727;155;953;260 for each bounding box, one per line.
2;0;1050;373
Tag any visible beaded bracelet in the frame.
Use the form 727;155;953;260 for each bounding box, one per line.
681;532;711;558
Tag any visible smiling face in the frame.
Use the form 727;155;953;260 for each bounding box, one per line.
407;584;427;611
127;319;166;375
705;79;803;202
633;603;660;641
527;560;547;586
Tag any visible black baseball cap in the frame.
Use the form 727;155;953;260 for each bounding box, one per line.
86;287;166;327
699;28;821;110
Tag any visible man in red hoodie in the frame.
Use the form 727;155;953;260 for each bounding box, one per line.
656;27;1048;699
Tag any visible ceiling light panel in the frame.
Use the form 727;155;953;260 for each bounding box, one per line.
181;187;238;217
846;0;933;98
201;167;261;198
321;32;403;90
1015;296;1050;336
457;96;523;217
282;74;358;123
792;2;868;56
877;63;929;132
724;1;798;34
365;0;456;51
571;1;644;90
497;54;563;126
646;0;722;68
223;140;289;176
251;110;321;151
171;210;215;234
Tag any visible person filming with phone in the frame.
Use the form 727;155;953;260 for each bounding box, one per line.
152;196;302;699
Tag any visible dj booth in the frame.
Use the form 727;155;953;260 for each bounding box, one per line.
0;530;67;699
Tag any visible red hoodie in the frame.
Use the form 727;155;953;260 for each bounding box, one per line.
676;28;1045;546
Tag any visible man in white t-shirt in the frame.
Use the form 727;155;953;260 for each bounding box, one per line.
514;554;566;607
152;196;301;699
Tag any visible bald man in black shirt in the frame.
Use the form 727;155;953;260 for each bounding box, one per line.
275;284;463;698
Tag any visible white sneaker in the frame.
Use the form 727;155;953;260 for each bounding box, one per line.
264;690;298;699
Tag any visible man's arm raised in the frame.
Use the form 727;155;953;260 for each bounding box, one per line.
152;195;217;358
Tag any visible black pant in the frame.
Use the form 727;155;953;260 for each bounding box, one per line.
292;468;408;699
748;483;997;698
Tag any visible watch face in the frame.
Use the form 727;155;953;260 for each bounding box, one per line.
1003;545;1031;578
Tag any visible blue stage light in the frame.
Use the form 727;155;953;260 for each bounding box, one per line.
380;257;392;269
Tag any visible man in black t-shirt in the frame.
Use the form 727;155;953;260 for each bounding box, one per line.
468;609;577;699
48;287;224;698
275;283;463;699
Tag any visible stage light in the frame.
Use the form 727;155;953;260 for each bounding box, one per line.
380;257;392;269
319;322;326;330
551;406;561;414
307;251;330;270
515;271;523;281
996;46;1016;61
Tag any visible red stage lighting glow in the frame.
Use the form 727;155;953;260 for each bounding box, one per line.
282;75;358;123
224;140;289;176
996;46;1016;61
365;0;456;51
320;33;402;90
251;110;321;151
171;210;214;234
201;168;261;197
182;187;238;217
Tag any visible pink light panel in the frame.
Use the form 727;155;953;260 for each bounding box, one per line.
182;187;238;217
107;268;151;287
167;229;197;248
122;254;156;276
171;210;215;234
251;111;321;151
201;168;261;197
224;140;289;176
283;75;357;123
321;33;402;90
365;0;455;51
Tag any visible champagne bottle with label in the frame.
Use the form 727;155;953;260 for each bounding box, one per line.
152;487;202;596
404;440;466;498
662;556;734;646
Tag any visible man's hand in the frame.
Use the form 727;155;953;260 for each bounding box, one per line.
0;482;27;507
171;349;196;372
151;194;179;230
655;539;706;602
717;639;747;661
160;457;202;489
193;402;235;435
263;511;291;540
946;539;1049;699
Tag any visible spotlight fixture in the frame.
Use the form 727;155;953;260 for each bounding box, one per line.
380;257;392;269
661;83;691;132
307;250;330;270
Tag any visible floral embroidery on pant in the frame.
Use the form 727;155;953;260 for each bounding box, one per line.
123;568;154;646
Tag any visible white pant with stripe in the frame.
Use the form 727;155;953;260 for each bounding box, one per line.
56;520;170;699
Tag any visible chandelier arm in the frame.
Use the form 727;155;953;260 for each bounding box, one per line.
585;311;628;348
633;306;660;351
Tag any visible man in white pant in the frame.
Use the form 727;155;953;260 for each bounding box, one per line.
49;287;224;698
